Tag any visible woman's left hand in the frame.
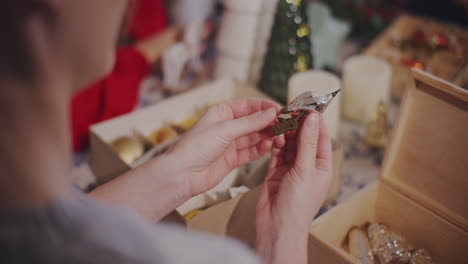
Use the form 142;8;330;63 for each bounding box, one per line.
165;98;281;197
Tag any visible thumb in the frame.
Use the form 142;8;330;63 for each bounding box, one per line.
295;112;320;173
217;108;277;140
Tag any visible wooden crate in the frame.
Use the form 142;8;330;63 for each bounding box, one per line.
309;69;468;263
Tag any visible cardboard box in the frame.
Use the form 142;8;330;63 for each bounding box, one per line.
90;79;270;184
90;79;275;217
186;188;350;264
184;70;468;264
176;139;344;220
162;155;270;225
177;154;270;217
185;140;344;239
309;69;468;263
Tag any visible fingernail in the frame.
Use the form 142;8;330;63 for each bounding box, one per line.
261;108;276;120
307;113;319;128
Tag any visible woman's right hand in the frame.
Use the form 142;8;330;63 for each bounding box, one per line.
255;112;333;264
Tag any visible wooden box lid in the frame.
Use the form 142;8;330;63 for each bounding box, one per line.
380;69;468;231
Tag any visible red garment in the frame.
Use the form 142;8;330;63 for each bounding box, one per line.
71;0;168;151
70;47;150;151
128;0;168;41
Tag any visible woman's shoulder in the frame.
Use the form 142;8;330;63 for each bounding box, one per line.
0;194;260;264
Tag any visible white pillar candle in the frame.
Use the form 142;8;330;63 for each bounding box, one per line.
288;71;342;140
214;52;252;82
342;55;392;123
216;12;260;58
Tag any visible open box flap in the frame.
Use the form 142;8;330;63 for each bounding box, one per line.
380;69;468;231
187;187;260;247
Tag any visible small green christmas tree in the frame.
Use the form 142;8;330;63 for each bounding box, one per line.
258;0;314;104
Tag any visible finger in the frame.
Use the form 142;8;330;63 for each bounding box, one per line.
258;138;275;154
194;103;233;127
284;131;297;164
256;181;280;214
315;114;332;173
274;134;286;149
219;107;277;140
295;112;320;172
227;98;281;119
269;136;286;169
236;138;273;166
198;98;281;125
235;127;276;150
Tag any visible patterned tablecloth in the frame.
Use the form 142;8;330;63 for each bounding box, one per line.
72;77;400;217
318;119;383;215
319;99;399;215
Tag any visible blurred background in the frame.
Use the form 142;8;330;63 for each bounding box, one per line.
71;0;468;218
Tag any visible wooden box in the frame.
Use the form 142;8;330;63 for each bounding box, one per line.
309;69;468;263
364;14;468;99
181;140;343;222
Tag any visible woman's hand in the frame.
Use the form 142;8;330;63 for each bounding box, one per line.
91;98;280;222
165;98;281;197
255;112;333;264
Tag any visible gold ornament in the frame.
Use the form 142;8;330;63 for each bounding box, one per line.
148;125;179;146
295;54;308;72
179;104;210;131
110;136;145;164
293;0;301;7
179;115;199;131
184;209;204;221
364;101;389;148
296;24;309;38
